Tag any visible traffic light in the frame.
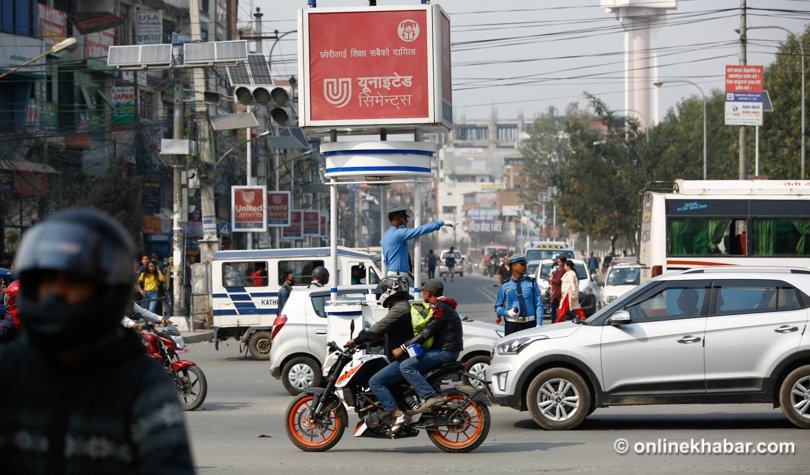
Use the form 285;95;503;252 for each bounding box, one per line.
233;84;294;125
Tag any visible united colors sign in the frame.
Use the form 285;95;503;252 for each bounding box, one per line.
298;4;452;130
267;191;291;227
232;186;267;232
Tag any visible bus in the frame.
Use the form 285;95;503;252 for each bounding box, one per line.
638;179;810;282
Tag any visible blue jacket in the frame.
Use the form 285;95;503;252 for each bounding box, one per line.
494;275;543;325
381;221;444;273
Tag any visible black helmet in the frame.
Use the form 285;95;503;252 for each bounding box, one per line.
376;276;410;308
15;208;136;352
312;266;330;285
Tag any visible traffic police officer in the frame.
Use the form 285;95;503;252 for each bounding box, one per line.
494;254;543;335
381;206;451;276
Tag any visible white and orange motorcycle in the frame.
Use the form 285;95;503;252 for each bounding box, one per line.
285;340;492;453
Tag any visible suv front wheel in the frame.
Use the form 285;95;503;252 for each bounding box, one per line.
779;365;810;429
527;368;591;430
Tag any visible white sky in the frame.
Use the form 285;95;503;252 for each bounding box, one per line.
243;0;809;122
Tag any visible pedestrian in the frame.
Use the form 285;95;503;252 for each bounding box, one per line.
497;253;512;286
278;271;294;314
427;249;438;279
548;254;566;323
163;255;176;316
444;246;457;282
0;207;193;473
494;254;543;335
381;206;451;277
138;253;150;273
587;251;600;278
557;259;586;322
137;259;164;314
184;254;195;320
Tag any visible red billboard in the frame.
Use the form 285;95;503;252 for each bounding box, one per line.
298;5;452;130
320;215;327;238
725;65;764;93
267;191;291;227
231;186;267;232
282;210;303;240
303;211;320;236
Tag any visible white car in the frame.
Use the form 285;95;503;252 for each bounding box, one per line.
600;264;641;308
534;258;597;317
269;285;503;395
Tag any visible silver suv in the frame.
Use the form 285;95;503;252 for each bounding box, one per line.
270;285;503;395
489;267;810;430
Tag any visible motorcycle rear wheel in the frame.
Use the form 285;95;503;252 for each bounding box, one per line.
177;364;207;411
427;394;490;453
286;393;347;452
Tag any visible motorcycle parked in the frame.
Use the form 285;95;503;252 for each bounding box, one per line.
141;323;208;411
285;341;492;453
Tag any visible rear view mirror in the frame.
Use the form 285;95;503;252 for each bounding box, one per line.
607;310;632;326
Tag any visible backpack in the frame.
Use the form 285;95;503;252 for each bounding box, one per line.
410;302;435;350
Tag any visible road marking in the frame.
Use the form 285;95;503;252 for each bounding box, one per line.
477;285;497;302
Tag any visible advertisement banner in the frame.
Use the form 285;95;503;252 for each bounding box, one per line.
38;5;67;47
303;211;320;236
136;9;163;45
725;65;764;93
282;210;303;240
111;86;135;130
725;65;764;126
84;30;115;60
299;5;452;129
267;191;291;227
468;219;503;233
232;186;267;232
143;215;162;234
320;215;327;238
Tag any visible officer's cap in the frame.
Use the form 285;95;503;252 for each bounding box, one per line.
509;254;527;265
387;206;410;219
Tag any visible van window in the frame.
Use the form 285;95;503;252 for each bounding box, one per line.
278;260;325;286
350;264;367;285
223;261;268;288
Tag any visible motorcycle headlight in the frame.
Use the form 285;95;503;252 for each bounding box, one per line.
496;335;549;355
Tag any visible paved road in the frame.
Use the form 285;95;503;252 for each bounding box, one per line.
183;274;809;474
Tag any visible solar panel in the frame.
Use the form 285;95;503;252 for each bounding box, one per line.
248;54;272;83
107;44;172;67
226;61;251;86
184;40;247;65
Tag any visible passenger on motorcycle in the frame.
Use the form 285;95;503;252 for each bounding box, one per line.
121;301;172;331
0;280;20;343
346;276;413;431
398;279;463;413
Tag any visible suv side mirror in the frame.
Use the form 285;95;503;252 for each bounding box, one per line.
607;310;631;326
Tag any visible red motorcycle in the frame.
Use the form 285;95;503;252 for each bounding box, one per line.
141;323;208;411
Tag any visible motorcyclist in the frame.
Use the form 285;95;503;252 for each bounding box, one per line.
308;266;329;288
121;301;172;331
346;276;413;431
0;207;193;473
399;279;463;413
0;280;21;343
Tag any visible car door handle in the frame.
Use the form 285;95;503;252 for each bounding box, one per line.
315;329;327;335
774;325;799;334
677;335;702;344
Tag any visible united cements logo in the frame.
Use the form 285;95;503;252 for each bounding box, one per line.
398;19;420;42
324;78;352;108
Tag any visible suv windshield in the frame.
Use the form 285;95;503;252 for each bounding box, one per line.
606;267;640;286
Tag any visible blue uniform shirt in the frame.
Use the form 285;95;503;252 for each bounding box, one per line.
494;275;544;326
381;220;444;273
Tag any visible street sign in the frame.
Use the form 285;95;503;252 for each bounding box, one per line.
218;221;231;237
725;65;764;126
303;211;320;236
267;191;291;227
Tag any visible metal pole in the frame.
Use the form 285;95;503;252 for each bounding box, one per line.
413;183;422;300
380;186;387;276
246;105;253;250
172;66;185;321
330;179;338;304
703;94;707;180
739;0;748;179
755;125;760;176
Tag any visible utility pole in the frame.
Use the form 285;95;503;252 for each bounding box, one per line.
171;62;185;319
738;0;748;179
189;0;219;265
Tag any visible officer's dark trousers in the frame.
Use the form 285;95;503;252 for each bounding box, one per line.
505;320;535;335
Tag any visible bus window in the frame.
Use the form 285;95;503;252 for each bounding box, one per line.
751;218;810;256
667;218;748;256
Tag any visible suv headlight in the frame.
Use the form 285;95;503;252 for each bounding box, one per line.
496;335;549;355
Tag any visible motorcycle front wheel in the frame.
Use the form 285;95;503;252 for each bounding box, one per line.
176;364;207;411
286;393;347;452
427;394;490;453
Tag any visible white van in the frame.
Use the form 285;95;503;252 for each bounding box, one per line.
210;247;382;359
